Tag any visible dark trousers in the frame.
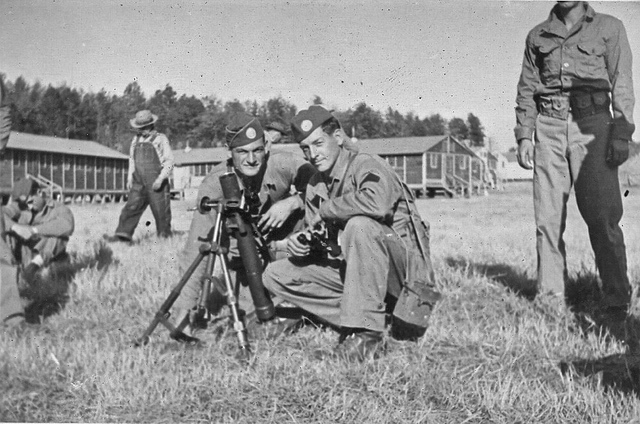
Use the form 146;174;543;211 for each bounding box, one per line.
115;180;172;240
534;111;630;308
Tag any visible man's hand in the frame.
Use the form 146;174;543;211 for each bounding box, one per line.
517;138;534;170
258;196;300;231
11;224;35;240
606;138;630;167
152;178;163;191
286;231;311;258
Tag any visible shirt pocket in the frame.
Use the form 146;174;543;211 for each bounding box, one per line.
534;40;561;83
576;41;607;79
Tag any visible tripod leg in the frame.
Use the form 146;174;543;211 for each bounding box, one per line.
219;251;251;358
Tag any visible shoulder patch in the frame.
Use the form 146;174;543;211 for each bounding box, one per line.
361;172;381;185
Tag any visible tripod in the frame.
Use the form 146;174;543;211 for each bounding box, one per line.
133;172;276;359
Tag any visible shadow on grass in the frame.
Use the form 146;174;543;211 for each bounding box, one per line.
444;257;640;394
445;257;640;342
445;257;537;300
22;240;118;323
560;349;640;397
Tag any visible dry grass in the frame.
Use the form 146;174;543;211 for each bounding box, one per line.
2;181;640;423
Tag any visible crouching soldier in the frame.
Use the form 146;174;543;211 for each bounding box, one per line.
261;105;441;362
4;179;74;299
171;112;316;336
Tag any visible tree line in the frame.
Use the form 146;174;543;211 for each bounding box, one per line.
3;76;486;153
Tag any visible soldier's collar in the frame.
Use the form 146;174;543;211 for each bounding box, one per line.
544;2;593;36
325;148;355;183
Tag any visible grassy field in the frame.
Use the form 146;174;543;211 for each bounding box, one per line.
2;181;640;423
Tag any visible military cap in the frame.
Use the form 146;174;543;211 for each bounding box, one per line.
225;112;264;148
11;178;38;202
265;121;288;135
290;105;335;143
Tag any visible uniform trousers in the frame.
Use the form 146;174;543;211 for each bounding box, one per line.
534;111;630;308
263;216;407;332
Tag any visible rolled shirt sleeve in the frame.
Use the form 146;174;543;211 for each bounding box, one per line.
155;134;174;181
127;138;136;182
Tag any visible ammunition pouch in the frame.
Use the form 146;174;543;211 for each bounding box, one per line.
392;283;441;341
391;251;441;341
537;91;610;121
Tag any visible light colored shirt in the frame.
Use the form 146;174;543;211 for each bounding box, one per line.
128;131;174;181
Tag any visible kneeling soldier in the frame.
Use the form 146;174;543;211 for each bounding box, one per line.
262;106;441;362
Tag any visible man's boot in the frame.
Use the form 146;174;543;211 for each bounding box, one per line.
315;329;385;362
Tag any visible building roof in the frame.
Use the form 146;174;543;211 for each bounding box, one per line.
173;147;228;166
7;132;128;159
355;136;447;155
173;143;305;166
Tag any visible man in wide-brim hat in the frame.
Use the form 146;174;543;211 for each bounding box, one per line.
264;121;288;144
105;109;174;243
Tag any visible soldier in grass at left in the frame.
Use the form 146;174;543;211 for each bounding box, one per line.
2;179;74;320
105;110;174;243
170;112;316;337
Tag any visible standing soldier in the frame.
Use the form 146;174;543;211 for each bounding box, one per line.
261;106;441;362
515;2;635;326
0;75;23;328
106;110;174;243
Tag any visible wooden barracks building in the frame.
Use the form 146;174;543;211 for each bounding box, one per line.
171;135;488;199
1;132;488;203
0;132;129;202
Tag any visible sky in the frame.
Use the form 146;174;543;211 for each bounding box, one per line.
2;0;639;152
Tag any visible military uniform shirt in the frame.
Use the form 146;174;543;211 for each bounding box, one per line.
305;148;412;236
515;2;635;141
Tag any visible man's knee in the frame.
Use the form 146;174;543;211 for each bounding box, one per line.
342;216;383;243
263;259;300;293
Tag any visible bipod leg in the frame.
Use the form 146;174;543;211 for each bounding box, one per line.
131;250;208;347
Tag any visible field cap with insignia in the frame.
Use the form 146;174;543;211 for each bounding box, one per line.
130;110;158;129
11;178;38;202
290;105;335;143
225;112;264;148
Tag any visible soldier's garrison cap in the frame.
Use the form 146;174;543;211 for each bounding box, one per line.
225;113;264;148
290;105;336;144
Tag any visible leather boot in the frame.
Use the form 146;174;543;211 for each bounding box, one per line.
249;316;303;340
315;330;385;362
